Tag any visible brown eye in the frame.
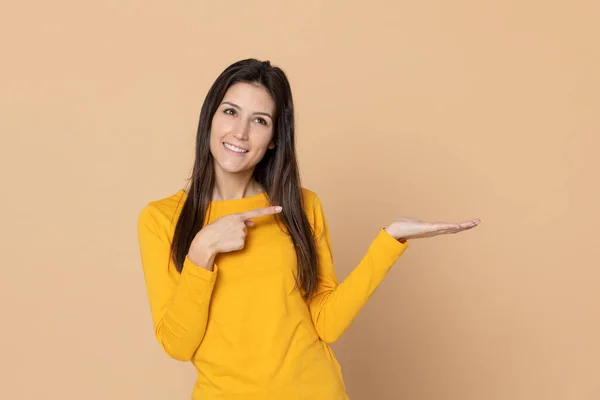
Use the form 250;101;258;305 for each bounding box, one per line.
224;108;236;116
254;117;267;125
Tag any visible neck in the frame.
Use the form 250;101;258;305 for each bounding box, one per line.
212;168;262;201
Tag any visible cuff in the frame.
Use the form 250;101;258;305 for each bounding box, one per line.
372;228;409;261
182;256;218;284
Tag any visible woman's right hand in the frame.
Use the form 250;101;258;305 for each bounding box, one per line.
187;206;283;270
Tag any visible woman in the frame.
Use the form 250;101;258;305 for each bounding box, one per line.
137;58;480;399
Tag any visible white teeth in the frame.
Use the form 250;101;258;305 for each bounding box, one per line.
224;143;248;153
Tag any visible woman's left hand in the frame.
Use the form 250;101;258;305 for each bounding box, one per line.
385;217;481;242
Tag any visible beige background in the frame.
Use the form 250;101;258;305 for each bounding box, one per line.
1;1;599;399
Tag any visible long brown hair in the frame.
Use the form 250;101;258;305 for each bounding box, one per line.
170;58;318;299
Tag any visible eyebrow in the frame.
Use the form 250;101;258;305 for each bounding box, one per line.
221;101;273;120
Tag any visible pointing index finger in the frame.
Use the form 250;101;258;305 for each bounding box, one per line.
238;206;283;220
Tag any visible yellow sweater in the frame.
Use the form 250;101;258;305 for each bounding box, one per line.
137;188;408;399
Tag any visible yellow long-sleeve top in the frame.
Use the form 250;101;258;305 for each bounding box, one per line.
137;188;408;399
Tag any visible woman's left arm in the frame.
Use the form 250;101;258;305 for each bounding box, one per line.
306;194;479;343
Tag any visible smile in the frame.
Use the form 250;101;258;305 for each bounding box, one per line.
223;142;249;153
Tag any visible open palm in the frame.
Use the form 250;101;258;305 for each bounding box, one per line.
385;217;481;241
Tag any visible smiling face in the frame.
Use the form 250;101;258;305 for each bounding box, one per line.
209;82;276;178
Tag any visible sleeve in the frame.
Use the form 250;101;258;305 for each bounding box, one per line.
137;205;217;361
307;195;409;343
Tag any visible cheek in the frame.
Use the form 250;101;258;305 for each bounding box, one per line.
210;116;233;139
209;120;218;141
258;129;275;149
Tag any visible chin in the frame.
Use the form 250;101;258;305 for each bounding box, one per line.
214;159;254;175
211;149;265;176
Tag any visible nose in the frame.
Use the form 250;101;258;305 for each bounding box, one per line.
232;120;250;141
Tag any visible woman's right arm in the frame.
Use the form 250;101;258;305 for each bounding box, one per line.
137;205;217;362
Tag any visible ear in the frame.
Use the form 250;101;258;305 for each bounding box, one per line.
268;141;276;150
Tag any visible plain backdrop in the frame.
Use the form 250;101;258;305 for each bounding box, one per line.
1;1;599;399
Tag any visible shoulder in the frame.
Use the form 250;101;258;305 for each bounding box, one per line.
300;187;322;210
300;187;328;227
137;189;187;235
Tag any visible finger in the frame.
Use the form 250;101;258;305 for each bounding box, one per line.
244;220;254;227
430;222;461;232
435;224;468;236
459;219;481;229
238;206;283;220
449;220;481;233
435;219;480;231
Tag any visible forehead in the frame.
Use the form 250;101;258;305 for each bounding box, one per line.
222;82;275;114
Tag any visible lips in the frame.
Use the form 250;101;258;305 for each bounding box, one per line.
223;142;249;154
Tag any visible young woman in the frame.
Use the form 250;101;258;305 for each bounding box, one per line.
137;58;480;399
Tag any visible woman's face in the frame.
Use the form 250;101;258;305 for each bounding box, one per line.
210;82;276;176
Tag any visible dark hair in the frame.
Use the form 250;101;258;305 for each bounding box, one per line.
170;58;318;300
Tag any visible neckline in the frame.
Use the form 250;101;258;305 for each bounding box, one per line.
177;189;269;206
